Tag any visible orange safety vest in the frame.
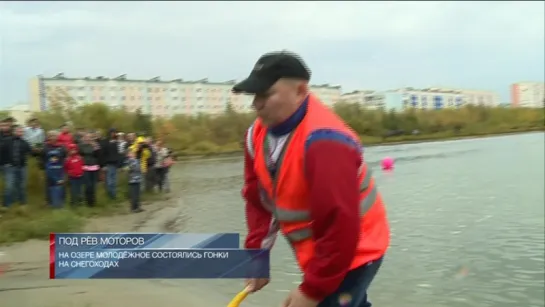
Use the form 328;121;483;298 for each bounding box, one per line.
249;94;390;271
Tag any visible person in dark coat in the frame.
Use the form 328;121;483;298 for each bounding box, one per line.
4;125;32;207
0;117;15;207
46;150;65;208
41;130;66;205
100;128;122;200
78;132;101;206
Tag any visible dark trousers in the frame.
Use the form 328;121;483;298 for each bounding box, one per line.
44;173;66;206
105;164;117;199
69;176;83;206
12;166;27;205
155;167;168;191
2;165;31;206
83;170;98;206
45;180;51;205
128;183;140;210
2;165;14;207
145;167;156;192
318;257;383;307
49;185;64;208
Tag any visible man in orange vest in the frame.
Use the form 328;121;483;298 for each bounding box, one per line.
233;51;390;307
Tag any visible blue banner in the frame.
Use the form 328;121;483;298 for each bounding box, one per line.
54;233;240;250
53;249;269;279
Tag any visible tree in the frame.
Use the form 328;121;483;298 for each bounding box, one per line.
133;108;153;136
0;111;10;120
31;95;544;155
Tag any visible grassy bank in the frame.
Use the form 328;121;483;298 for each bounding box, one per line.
34;100;544;158
0;158;157;244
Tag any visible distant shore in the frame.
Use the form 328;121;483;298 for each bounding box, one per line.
176;127;545;161
363;128;544;148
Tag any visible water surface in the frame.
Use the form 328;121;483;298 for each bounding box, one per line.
171;132;545;307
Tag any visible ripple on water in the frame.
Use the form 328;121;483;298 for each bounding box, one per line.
175;133;545;307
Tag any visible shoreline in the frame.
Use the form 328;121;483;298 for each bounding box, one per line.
0;185;247;307
363;128;544;148
0;187;180;246
0;161;191;245
176;128;544;161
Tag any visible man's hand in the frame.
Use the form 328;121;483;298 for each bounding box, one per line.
281;288;319;307
245;278;269;293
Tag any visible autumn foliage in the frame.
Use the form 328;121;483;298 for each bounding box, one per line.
33;92;544;156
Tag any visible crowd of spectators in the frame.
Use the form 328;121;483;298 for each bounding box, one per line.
0;116;174;213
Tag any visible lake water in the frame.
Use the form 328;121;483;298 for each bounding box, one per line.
170;132;545;307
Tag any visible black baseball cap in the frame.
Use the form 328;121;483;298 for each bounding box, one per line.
233;51;311;94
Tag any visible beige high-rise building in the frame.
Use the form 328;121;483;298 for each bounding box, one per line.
511;81;545;108
28;74;342;117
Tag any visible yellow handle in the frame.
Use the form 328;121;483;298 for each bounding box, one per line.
227;287;250;307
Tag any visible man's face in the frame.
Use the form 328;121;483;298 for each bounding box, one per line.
252;79;299;126
30;120;39;128
14;127;24;137
0;123;6;132
61;126;69;133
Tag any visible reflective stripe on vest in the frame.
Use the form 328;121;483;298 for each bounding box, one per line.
258;129;378;243
246;124;256;158
284;185;378;243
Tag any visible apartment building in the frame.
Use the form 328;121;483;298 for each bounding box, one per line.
340;90;375;104
511;81;545;108
310;84;342;106
29;74;343;116
401;87;501;110
340;90;392;110
338;87;500;111
3;104;32;124
398;88;466;110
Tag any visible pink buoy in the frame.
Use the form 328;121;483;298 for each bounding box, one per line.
381;157;394;170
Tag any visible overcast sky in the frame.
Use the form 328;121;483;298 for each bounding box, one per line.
1;1;543;107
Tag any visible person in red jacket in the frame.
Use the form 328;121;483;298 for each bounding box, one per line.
64;143;84;206
233;51;390;307
57;124;74;149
